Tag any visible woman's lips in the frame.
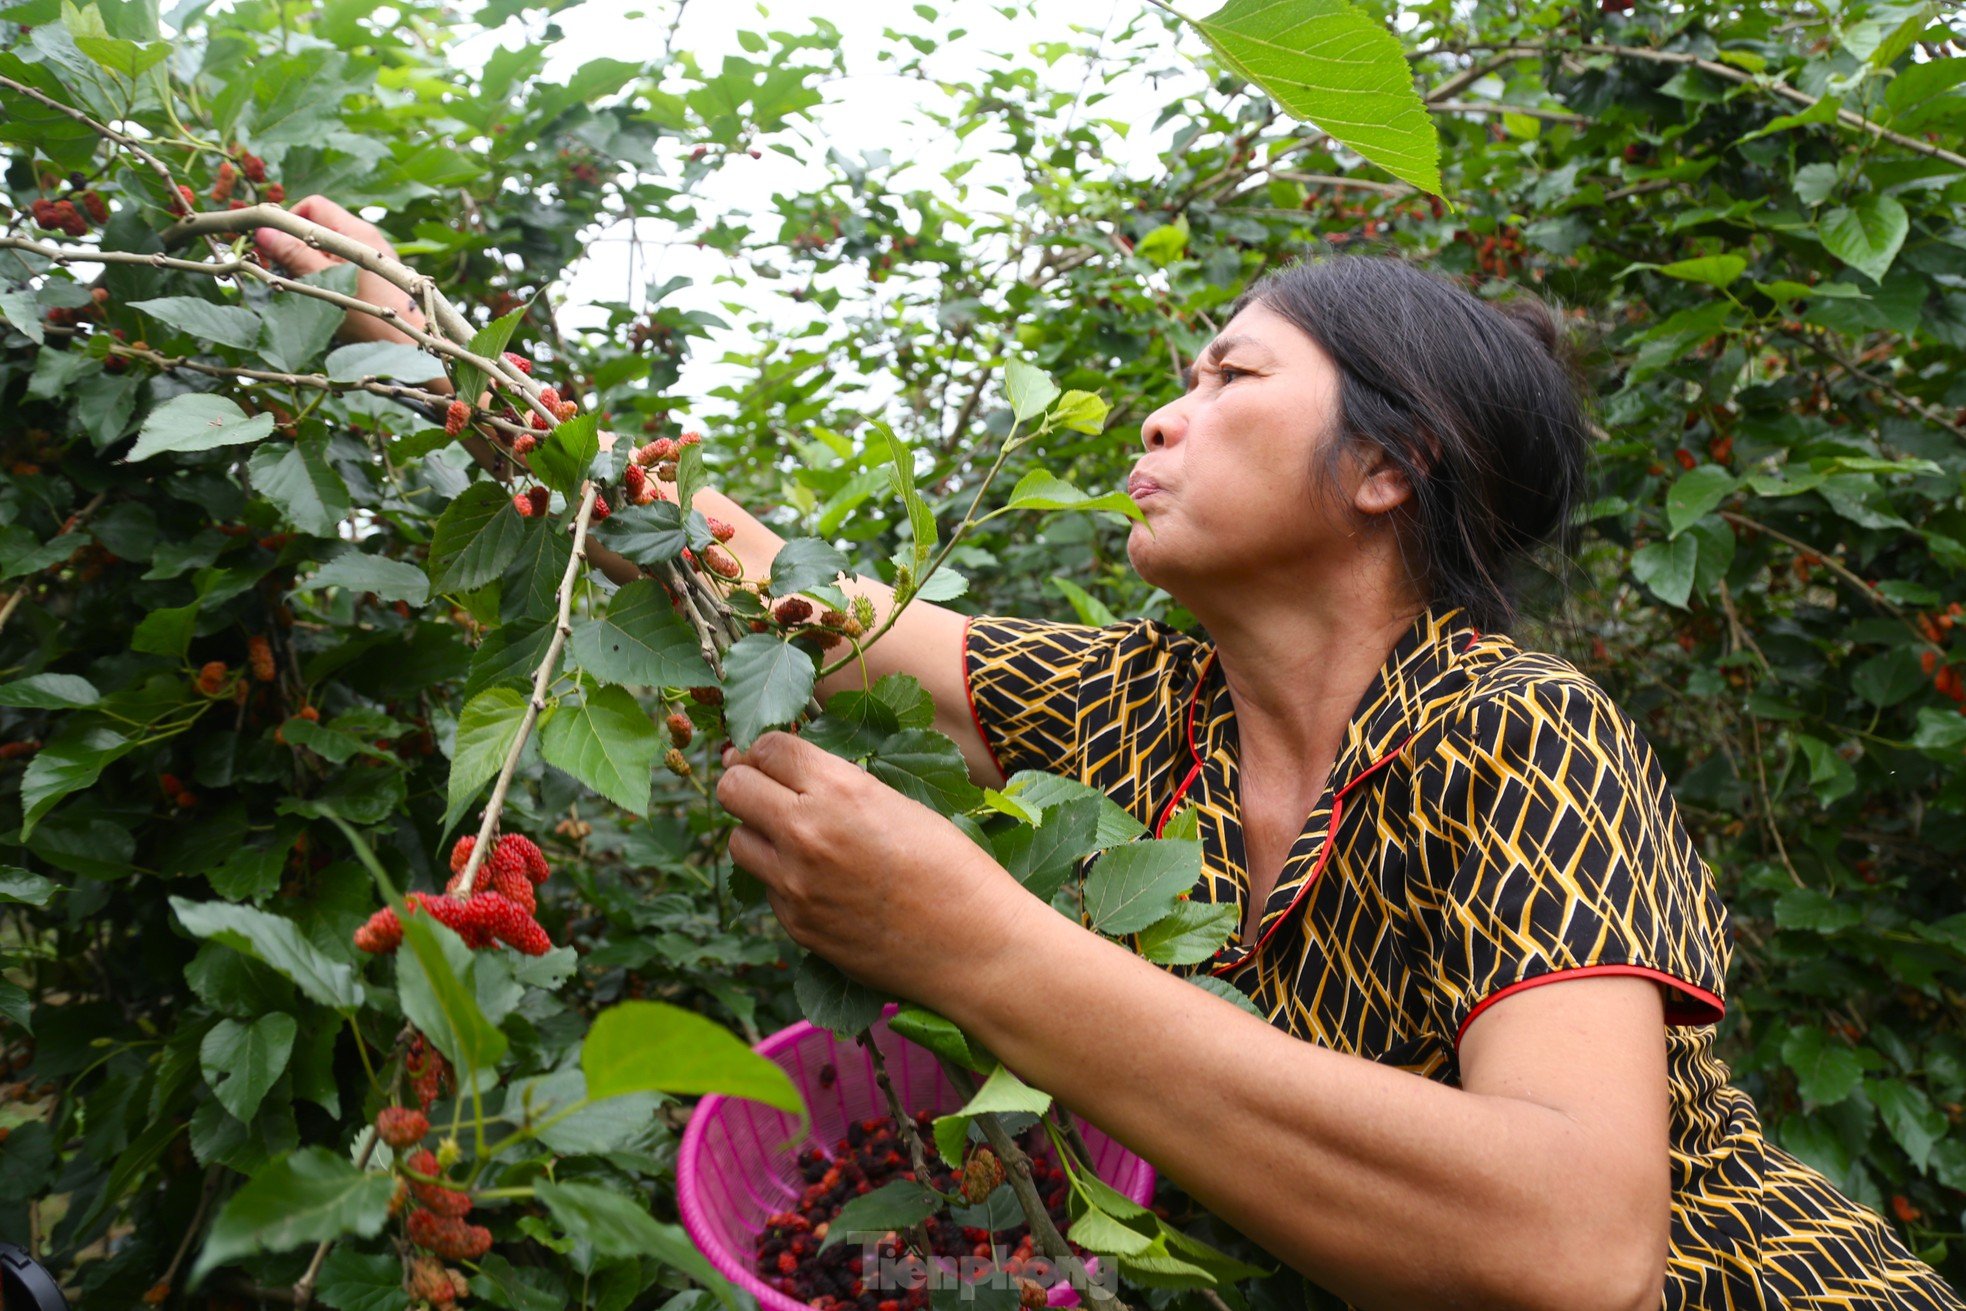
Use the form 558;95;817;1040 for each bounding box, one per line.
1126;474;1163;502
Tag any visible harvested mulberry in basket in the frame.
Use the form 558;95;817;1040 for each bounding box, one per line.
752;1109;1087;1310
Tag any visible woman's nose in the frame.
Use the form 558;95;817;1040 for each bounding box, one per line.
1141;400;1183;452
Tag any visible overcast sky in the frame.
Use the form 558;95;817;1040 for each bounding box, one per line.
441;0;1196;409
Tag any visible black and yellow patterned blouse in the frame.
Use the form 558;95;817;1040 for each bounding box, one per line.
962;603;1962;1311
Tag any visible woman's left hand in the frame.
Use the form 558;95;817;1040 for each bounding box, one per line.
715;730;1032;1005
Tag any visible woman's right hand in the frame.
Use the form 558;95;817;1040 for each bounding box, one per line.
252;194;430;348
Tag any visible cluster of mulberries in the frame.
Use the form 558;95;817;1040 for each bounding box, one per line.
756;1109;1083;1311
353;833;554;957
29;197;89;237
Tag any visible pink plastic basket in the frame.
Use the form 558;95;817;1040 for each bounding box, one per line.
677;1003;1156;1310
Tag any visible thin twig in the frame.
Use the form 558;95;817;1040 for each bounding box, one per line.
453;483;599;897
856;1032;946;1264
934;1057;1132;1311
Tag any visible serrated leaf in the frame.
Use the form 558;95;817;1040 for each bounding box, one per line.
996;794;1105;901
1820;194;1909;283
446;688;531;830
126;392;275;462
313;1247;404;1311
722;634;818;749
249;435;350;536
1190;0;1441;194
1630;536;1698;609
568;579;711;687
301;552;429;606
819;1179;941;1252
875;421;936;569
769;536;851;597
397;912;509;1073
450;309;525;416
169;896;363;1010
887;1003;987;1072
1005;470;1145;523
191;1148;395;1279
129;295;263;350
1665;466;1737;538
429;481;530;594
533;1179;730;1294
1084;840;1203;936
676;441;706;516
258;265;354;372
1781;1026;1863;1106
597;500;694;562
1004;359;1060;422
201;1012;297;1121
533;412;599;499
1136;899;1239;965
1051;389;1110;434
794;951;888;1037
0;867;57;907
582;998;802;1111
538;685;660;814
0;672;100;709
21;725;133;838
869;728;982;815
324;341;442;383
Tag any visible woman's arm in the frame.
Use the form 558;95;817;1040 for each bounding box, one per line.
691;486;1000;786
714;729;1671;1311
945;901;1672;1311
261;195;1003;787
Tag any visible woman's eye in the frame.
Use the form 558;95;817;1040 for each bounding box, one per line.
1216;366;1246;384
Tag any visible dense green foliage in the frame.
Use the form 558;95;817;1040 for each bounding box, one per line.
1;0;1964;1305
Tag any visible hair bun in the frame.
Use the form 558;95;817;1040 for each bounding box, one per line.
1493;295;1579;377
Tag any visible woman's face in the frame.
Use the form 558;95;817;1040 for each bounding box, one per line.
1125;301;1409;601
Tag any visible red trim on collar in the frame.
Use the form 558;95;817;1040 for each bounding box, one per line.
1153;649;1216;837
1211;731;1416;975
960;615;1008;783
1454;964;1726;1048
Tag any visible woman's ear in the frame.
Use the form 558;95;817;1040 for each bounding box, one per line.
1352;443;1418;517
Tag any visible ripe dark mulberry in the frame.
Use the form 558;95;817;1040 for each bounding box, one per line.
527;486;550;517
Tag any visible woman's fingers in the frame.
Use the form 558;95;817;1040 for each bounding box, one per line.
714;757;795;833
727;822;784;884
252;194;393;275
251;222;331;277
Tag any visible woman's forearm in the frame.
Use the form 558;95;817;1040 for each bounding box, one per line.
936;898;1654;1311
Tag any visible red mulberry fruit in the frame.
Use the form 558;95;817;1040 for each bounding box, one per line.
773;597;813;626
445;400;470;436
497;833;550;885
376;1106;429;1148
707;517;737;544
354;907;404;954
247;635;276;682
665;711;693;747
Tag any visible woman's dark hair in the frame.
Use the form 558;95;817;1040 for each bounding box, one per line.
1226;253;1592;633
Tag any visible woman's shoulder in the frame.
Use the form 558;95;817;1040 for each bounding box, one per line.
1437;639;1652;760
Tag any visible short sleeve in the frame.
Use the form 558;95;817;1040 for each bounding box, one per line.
962;614;1113;780
1410;669;1729;1049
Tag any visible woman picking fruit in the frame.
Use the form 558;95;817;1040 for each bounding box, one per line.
261;196;1961;1311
